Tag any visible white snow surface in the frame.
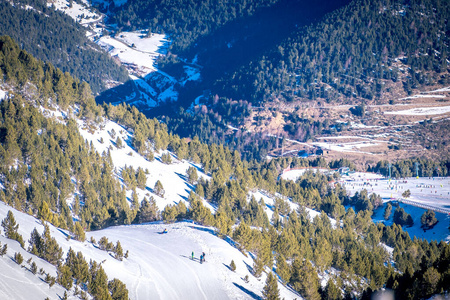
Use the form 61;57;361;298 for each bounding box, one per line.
97;32;168;76
281;168;332;182
0;89;6;101
384;106;450;115
399;94;446;100
48;0;100;24
341;172;450;242
0;202;301;300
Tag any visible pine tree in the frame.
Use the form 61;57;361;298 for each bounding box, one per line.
115;241;124;261
1;210;24;248
0;243;7;256
154;180;165;197
116;136;123;149
421;210;437;229
89;262;112;300
276;254;290;283
57;264;73;290
31;261;37;274
38;201;52;223
28;228;42;255
162;205;177;223
186;166;198;184
262;272;280;300
136;167;147;189
43;225;63;264
230;260;236;272
74;222;86;242
383;203;392;220
108;278;128;300
14;252;23;264
324;279;342;300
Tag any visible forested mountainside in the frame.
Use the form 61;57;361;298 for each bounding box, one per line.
0;0;128;93
113;0;450;105
218;0;450;104
1;35;450;299
97;0;450;164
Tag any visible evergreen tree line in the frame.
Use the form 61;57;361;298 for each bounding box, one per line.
0;0;128;93
369;158;450;178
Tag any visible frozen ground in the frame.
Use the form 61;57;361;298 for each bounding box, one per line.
340;172;450;212
282;169;450;242
0;88;6;100
97;33;168;76
312;141;378;155
48;0;100;24
384;105;450;115
340;172;450;242
281;168;332;181
0;202;301;300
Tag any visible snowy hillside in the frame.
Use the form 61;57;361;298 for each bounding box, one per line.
76;116;213;213
0;202;301;299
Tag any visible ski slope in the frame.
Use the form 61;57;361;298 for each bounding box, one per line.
0;202;301;299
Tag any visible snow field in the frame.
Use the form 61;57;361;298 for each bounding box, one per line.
0;89;7;101
97;32;168;76
48;0;100;24
341;172;450;242
0;202;301;299
384;105;450;116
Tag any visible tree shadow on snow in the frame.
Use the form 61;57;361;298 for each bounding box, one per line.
232;283;261;300
222;263;233;271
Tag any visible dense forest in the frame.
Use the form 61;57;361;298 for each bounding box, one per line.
111;0;450;166
1;35;449;299
0;0;129;93
218;0;450;104
110;0;450;105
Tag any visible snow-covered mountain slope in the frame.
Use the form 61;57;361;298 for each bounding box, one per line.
0;201;301;299
76;117;212;212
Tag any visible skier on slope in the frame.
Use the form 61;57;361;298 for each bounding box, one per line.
191;251;194;260
202;252;205;263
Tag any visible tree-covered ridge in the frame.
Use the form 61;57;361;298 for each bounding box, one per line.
219;0;450;104
106;0;279;52
0;0;128;93
0;35;132;231
1;35;449;299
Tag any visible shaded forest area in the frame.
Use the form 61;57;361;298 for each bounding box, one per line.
0;0;128;93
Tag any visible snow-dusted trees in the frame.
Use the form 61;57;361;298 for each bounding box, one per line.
73;222;86;242
153;180;165;198
186;166;198;184
114;241;124;261
262;272;280;300
135;197;160;223
1;210;24;248
421;209;438;229
0;242;7;256
28;224;63;265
